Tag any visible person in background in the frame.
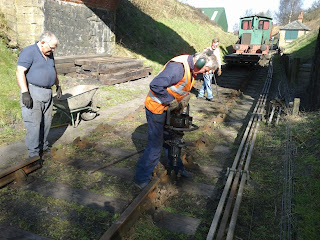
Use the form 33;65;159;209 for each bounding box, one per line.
134;49;219;189
197;38;222;101
16;31;62;160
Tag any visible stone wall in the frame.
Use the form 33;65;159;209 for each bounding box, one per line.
44;0;116;56
0;0;45;47
0;0;119;56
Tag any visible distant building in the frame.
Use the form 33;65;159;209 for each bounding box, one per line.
201;7;228;32
279;11;311;47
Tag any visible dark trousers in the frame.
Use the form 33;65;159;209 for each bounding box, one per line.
134;108;185;184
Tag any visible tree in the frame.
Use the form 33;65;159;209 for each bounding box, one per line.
233;23;239;36
276;0;303;25
311;0;320;9
256;10;273;18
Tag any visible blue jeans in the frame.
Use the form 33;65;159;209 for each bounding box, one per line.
134;108;185;184
198;73;213;99
21;84;53;157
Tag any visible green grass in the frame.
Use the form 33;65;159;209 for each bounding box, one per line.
283;29;318;63
0;38;25;145
235;112;320;239
0;39;20;126
0;187;113;240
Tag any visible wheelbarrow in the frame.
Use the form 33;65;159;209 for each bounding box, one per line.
53;85;100;127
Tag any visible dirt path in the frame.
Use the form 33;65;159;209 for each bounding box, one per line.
0;76;153;170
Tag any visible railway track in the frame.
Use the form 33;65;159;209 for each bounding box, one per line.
0;61;273;239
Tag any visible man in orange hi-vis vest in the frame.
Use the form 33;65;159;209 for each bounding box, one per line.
134;49;219;189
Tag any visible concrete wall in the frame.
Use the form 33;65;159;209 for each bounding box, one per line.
0;0;118;56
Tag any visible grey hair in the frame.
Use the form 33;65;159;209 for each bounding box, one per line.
212;38;219;43
194;49;219;70
40;32;58;43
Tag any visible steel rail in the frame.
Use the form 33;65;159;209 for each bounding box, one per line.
226;63;273;239
216;120;256;239
207;61;273;239
99;177;160;240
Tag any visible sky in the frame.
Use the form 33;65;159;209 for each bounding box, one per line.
179;0;315;32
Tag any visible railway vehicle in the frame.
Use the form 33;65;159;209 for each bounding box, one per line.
225;15;273;64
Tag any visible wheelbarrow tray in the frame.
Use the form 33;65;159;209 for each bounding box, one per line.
53;85;99;113
53;85;99;127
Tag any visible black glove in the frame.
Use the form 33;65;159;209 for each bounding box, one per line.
168;99;180;111
56;85;62;99
22;92;33;109
180;94;191;110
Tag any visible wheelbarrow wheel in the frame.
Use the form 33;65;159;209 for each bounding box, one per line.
81;111;97;121
81;98;99;121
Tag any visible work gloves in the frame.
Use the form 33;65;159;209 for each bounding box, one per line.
169;99;179;111
218;68;222;76
168;94;191;111
56;85;62;99
22;92;33;109
180;94;190;110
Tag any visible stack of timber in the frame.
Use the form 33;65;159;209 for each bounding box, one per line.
55;54;152;85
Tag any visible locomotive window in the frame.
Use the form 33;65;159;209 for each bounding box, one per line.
259;20;270;30
242;20;252;30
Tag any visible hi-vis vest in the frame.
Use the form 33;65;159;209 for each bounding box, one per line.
145;55;194;114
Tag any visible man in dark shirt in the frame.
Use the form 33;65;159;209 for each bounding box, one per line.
134;50;219;189
16;31;62;159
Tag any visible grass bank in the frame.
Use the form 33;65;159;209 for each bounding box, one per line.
237;111;320;239
283;29;319;63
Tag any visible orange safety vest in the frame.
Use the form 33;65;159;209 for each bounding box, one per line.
145;55;195;114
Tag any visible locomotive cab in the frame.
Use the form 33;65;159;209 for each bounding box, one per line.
226;15;273;64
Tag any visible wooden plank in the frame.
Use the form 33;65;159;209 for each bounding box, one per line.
75;56;138;66
99;67;151;85
55;62;75;68
55;54;111;64
82;64;98;72
56;66;77;75
99;67;151;81
98;61;143;74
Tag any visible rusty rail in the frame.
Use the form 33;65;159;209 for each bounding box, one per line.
0;156;41;188
99;177;160;240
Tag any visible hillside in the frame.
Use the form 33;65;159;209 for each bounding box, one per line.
114;0;238;74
